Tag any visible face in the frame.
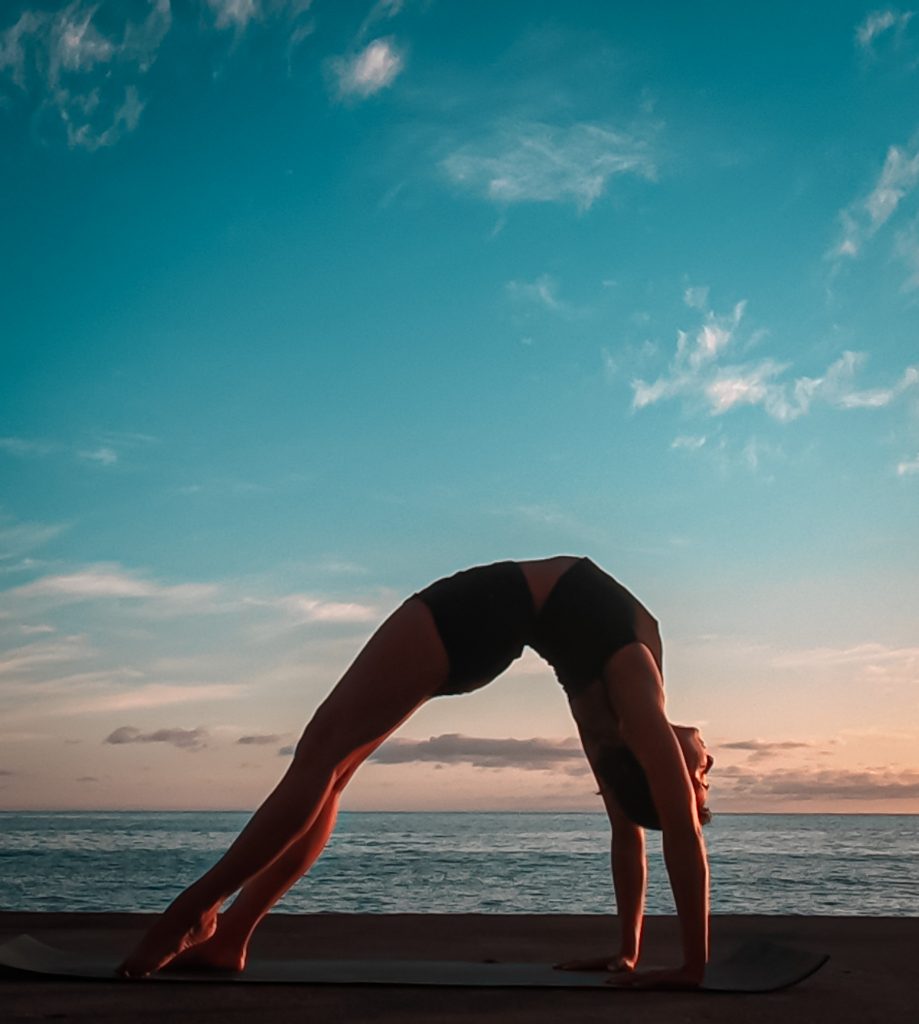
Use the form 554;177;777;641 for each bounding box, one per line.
673;725;713;823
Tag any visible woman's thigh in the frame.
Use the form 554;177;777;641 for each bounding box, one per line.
296;597;449;768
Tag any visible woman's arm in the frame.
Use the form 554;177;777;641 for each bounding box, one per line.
607;644;709;985
606;797;647;968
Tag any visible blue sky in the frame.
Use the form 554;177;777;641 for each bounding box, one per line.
1;0;918;812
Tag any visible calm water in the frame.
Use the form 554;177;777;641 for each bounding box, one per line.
1;812;917;915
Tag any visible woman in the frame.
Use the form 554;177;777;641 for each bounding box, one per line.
120;555;713;987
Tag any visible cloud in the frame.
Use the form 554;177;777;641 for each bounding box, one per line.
0;432;155;467
506;274;565;312
831;138;919;261
771;641;919;669
683;285;709;310
441;120;656;211
358;0;405;37
0;436;55;458
248;593;378;624
631;299;919;423
719;739;815;752
895;214;919;288
4;559;379;637
77;446;118;466
762;641;919;691
278;743;295;756
0;636;91;678
0;10;44;89
855;9;914;50
718;738;817;764
671;435;707;451
206;0;260;31
204;0;314;34
104;724;208;751
330;37;404;100
237;732;282;745
63;683;243;716
0;0;171;150
0;518;65;560
897;454;919;475
13;565;221;610
717;763;919;801
371;733;588;773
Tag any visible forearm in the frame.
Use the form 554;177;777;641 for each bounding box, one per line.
611;835;646;960
662;829;709;974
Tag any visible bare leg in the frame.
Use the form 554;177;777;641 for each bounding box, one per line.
168;743;374;972
120;598;448;977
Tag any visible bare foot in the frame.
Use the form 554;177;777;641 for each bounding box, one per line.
165;928;248;974
119;898;220;978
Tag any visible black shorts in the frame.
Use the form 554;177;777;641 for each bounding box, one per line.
531;558;661;698
413;561;534;695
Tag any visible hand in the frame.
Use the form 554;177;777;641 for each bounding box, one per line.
554;953;637;973
606;964;703;990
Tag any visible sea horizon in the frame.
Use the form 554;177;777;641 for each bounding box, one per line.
2;808;918;817
3;810;917;917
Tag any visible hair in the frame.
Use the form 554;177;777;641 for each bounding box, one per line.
595;745;713;830
595;745;662;830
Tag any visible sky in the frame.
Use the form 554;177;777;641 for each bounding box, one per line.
1;0;917;814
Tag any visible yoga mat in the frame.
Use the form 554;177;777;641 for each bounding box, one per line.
0;934;828;993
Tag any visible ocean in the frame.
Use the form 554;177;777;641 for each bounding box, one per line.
1;811;917;916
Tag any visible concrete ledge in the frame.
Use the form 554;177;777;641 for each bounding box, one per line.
1;913;915;1023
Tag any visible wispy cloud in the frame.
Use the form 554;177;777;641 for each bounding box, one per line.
1;680;245;721
897;453;919;475
70;683;243;716
237;732;283;745
683;285;709;310
105;724;208;751
441;120;656;211
4;560;380;632
631;298;919;424
0;0;171;149
894;214;919;288
358;0;405;38
506;274;567;313
855;9;914;51
0;636;91;678
77;446;118;466
671;434;707;451
0;517;65;561
831;137;919;263
0;1;322;147
206;0;260;32
0;436;54;458
330;37;404;100
245;592;378;624
0;431;154;466
14;565;221;610
371;733;588;774
770;642;919;687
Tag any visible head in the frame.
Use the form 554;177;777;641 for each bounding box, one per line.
595;724;713;830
